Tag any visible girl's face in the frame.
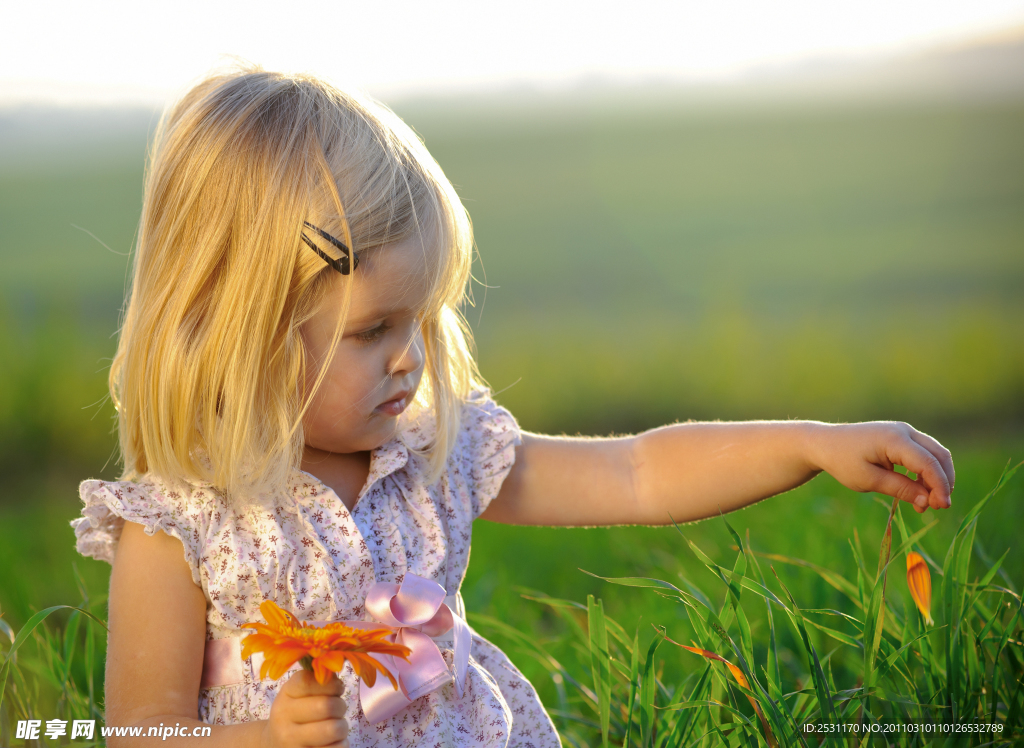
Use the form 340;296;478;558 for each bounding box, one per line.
300;238;430;455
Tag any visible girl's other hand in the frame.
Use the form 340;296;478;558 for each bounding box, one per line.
809;422;954;514
262;670;349;748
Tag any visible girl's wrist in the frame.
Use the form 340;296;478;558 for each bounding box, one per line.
795;420;832;476
258;720;275;748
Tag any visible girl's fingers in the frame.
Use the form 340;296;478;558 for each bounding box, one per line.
868;464;933;509
906;428;955;499
283;670;346;699
294;716;349;747
291;693;347;724
911;475;930;512
885;435;951;509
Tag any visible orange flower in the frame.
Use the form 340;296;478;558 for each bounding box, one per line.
906;551;933;626
241;601;412;687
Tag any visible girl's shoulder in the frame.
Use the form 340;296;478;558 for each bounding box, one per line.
72;474;228;583
448;386;524;520
458;385;523;449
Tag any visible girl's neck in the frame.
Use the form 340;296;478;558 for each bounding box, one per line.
300;446;372;511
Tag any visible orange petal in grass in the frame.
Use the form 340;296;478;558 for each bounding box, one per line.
906;552;934;626
678;644;750;689
240;600;412;687
672;638;777;748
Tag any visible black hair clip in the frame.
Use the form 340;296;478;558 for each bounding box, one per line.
301;221;359;275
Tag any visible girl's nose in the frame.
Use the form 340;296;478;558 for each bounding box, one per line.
388;328;425;379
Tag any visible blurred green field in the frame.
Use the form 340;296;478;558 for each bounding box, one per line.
419;100;1024;435
2;99;1022;482
1;97;1023;741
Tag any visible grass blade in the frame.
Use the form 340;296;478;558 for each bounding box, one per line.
862;499;897;698
588;595;612;748
639;627;664;747
771;568;840;748
0;605;106;712
621;623;641;748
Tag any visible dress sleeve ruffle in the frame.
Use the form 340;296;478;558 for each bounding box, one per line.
460;387;524;520
72;478;205;586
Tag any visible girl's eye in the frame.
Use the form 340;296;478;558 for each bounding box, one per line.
355;322;391;343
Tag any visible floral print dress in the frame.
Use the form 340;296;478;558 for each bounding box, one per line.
72;389;560;748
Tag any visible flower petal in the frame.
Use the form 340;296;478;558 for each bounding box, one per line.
259;600;300;631
353;653;400;690
672;638;773;747
906;552;933;625
315;650;349;673
357;657;378;688
311;657;333;685
264;643;309;680
240;633;276;661
678;643;749;688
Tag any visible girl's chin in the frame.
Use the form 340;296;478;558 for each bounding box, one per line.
341;424;402;453
305;411;403;452
304;432;390;456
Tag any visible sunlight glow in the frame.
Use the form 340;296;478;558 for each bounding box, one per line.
2;0;1023;105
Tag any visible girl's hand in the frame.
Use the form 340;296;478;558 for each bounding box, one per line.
809;422;954;514
262;670;349;748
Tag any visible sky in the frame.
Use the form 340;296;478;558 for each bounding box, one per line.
2;0;1024;106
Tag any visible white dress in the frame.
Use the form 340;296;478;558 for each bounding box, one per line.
72;389;561;748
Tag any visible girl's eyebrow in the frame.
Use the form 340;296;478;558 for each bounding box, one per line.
350;305;406;324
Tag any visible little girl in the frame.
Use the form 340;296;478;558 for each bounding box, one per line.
72;67;954;748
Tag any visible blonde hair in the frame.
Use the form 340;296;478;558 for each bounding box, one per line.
112;65;486;499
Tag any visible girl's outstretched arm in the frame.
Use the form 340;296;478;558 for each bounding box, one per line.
106;522;349;747
480;421;954;527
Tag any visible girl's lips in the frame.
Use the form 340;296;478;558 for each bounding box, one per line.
375;394;409;416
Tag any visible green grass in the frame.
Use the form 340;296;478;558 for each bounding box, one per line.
1;440;1021;744
463;439;1024;696
2;451;1020;745
465;463;1024;746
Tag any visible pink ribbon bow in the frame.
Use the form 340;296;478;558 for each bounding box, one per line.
349;574;471;724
